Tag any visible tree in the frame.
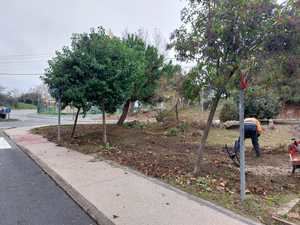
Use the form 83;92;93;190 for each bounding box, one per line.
82;28;142;144
18;92;41;106
117;34;174;125
63;35;95;138
253;0;300;105
44;47;74;142
170;0;277;175
0;86;18;107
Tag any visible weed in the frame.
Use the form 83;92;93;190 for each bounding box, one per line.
123;121;145;129
196;177;212;192
166;127;179;136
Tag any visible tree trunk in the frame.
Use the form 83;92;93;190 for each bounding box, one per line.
71;107;80;138
193;91;222;176
175;99;179;123
117;100;131;126
102;103;107;145
193;64;238;176
129;101;135;116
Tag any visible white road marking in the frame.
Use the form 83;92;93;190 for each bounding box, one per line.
0;137;11;149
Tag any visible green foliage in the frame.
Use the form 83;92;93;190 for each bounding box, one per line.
177;121;189;133
243;87;280;119
80;29;142;114
44;47;73;101
44;27;145;142
225;87;281;120
196;177;212;192
170;0;277;91
122;33;179;104
170;0;278;171
14;103;36;110
166;127;179;136
115;33;181;125
219;100;239;122
45;27;142;115
123;120;145;129
181;68;202;102
254;1;300;105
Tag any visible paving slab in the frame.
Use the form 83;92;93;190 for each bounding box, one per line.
5;127;263;225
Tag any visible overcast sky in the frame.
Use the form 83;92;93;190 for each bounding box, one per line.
0;0;185;93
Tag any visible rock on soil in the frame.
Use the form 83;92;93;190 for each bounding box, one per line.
223;121;240;129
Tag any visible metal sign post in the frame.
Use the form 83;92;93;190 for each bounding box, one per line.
239;72;248;201
57;96;62;143
239;88;245;201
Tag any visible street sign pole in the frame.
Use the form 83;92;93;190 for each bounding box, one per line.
239;88;246;201
57;96;61;143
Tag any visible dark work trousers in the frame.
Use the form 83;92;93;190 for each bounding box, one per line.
237;124;260;157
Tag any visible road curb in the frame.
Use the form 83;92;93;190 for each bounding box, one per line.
4;131;115;225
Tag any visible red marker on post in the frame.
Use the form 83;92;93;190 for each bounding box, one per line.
240;73;248;90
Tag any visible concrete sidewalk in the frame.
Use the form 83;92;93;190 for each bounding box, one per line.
5;127;262;225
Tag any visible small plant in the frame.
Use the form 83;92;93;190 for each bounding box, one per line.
123;120;145;129
102;142;115;151
166;127;179;136
177;121;189;133
196;177;212;192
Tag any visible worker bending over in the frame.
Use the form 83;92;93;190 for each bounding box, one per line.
236;115;263;157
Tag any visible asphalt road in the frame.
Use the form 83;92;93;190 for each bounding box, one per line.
0;132;97;225
0;110;108;129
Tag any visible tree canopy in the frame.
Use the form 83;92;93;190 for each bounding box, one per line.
44;27;144;143
117;33;178;125
170;0;278;174
253;0;300;105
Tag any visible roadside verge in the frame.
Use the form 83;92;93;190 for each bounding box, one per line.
5;127;262;225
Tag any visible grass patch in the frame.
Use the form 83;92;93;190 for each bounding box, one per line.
13;103;36;110
207;125;291;150
39;111;71;116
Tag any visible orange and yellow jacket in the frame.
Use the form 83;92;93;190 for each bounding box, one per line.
244;117;263;134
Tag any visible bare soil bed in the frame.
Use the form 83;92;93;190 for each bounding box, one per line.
287;202;300;223
32;123;300;224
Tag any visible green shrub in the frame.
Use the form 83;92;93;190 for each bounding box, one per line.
244;87;280;119
224;87;281;120
123;120;145;129
177;121;189;132
219;100;239;122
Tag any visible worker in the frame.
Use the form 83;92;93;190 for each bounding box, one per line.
236;115;263;157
